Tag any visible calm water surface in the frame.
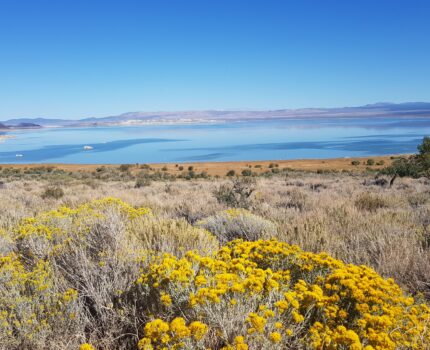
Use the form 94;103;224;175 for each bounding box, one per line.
1;117;430;163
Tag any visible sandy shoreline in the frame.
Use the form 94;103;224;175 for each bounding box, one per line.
0;155;399;176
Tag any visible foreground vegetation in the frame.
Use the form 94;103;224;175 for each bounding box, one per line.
0;170;430;349
1;197;430;349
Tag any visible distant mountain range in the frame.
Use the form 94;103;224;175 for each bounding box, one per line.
0;122;42;130
2;102;430;128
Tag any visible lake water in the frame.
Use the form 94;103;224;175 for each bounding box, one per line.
1;117;430;164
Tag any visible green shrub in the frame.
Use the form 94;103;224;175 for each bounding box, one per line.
351;160;360;166
382;137;430;178
213;178;255;209
241;169;252;176
381;157;421;177
186;170;196;179
367;159;375;166
226;170;236;177
119;164;132;172
41;186;64;199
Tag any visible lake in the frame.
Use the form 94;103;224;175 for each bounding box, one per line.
1;117;430;164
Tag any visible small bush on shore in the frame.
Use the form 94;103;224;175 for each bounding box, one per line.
119;164;132;172
241;169;252;176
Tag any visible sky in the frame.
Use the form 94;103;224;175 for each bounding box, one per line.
0;0;429;119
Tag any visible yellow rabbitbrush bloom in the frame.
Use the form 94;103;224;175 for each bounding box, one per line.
137;239;430;349
160;293;172;306
269;331;282;343
188;321;208;340
170;317;191;338
139;318;208;349
220;335;249;350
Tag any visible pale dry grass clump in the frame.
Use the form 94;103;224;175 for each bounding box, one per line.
354;192;392;211
197;208;277;243
130;216;219;256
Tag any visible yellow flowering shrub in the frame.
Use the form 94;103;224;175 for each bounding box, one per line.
1;198;152;349
0;252;79;348
13;197;152;262
136;239;430;349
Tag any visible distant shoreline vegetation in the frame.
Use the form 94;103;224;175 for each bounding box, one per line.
0;154;407;184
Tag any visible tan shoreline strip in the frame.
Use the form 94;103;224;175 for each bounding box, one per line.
0;155;402;176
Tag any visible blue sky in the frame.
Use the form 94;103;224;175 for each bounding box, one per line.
0;0;429;119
